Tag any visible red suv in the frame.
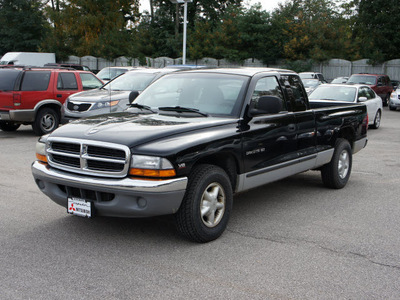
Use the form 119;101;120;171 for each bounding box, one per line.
347;73;393;106
0;67;103;135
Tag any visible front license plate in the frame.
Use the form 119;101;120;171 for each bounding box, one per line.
67;197;92;218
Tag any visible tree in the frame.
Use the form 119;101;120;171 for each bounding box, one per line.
0;0;47;55
42;0;139;59
272;0;356;62
354;0;400;62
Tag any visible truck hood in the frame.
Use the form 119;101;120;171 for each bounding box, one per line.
51;112;237;147
69;89;130;102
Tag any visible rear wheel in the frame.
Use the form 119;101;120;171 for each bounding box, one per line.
175;164;233;243
32;107;59;136
0;121;20;132
370;110;381;129
321;139;352;189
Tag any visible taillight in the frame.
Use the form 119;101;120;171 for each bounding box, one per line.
362;114;368;133
13;94;21;106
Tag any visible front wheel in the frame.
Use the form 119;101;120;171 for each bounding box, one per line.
321;139;352;189
383;94;390;106
175;164;233;243
0;121;20;132
32;107;60;136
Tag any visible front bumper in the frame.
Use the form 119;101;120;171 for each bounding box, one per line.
389;97;400;108
32;161;188;218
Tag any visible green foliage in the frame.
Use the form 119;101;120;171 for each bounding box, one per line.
42;0;139;60
3;0;399;65
354;0;400;63
283;59;314;73
0;0;47;54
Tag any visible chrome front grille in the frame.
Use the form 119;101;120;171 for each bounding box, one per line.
47;138;130;178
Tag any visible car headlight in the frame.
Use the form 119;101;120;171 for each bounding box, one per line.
129;155;176;178
96;100;120;108
35;135;49;163
390;93;397;99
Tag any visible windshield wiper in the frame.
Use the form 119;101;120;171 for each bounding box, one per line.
158;106;209;117
128;103;155;113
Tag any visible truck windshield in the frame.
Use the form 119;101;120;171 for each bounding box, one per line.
133;73;249;117
348;75;376;85
0;69;20;90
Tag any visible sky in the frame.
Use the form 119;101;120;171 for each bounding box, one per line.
139;0;285;13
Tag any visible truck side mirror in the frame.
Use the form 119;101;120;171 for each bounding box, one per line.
249;96;283;116
129;91;139;104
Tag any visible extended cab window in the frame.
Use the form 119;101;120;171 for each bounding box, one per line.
279;75;308;111
251;76;286;111
21;71;51;91
79;73;103;90
57;72;78;90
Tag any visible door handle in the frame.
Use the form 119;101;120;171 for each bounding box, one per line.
287;124;296;131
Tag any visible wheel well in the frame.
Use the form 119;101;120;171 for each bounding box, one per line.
35;103;61;119
194;153;239;191
338;127;355;150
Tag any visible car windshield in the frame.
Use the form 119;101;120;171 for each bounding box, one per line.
303;79;320;88
103;72;156;91
132;72;249;117
309;86;357;102
0;69;20;90
348;75;376;85
97;68;128;81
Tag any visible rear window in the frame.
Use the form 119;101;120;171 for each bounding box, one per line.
21;71;51;91
0;69;20;91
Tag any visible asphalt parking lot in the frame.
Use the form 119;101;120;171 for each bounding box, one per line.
1;107;400;299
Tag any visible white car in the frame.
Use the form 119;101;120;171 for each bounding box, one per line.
96;66;147;83
389;86;400;111
309;84;383;129
302;78;322;94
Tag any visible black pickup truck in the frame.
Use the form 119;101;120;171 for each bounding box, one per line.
32;68;368;242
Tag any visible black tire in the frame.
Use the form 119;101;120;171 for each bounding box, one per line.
321;139;352;189
175;164;233;243
383;94;390;106
0;121;20;132
370;110;381;129
32;107;60;136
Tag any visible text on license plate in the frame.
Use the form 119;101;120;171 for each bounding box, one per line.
67;197;92;218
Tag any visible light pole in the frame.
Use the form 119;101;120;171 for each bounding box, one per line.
170;0;192;65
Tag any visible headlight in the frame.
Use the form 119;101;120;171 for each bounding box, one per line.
390;93;397;99
35;135;49;163
96;100;120;108
129;155;176;178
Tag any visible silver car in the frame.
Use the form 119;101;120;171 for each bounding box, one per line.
389;86;400;111
62;68;180;121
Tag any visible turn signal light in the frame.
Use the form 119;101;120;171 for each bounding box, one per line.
36;153;48;163
129;168;176;178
